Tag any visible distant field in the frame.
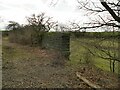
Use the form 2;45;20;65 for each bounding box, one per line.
70;37;120;74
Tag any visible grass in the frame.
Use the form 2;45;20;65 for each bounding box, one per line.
70;37;120;74
69;38;86;65
93;58;119;73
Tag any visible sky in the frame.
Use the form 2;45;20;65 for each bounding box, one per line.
0;0;88;30
0;0;117;31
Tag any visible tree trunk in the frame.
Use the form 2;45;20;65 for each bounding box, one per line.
112;60;115;73
110;60;112;72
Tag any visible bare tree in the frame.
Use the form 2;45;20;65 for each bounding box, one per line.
100;0;120;23
50;0;120;29
76;0;120;30
6;21;20;30
26;13;57;32
26;13;58;46
74;0;120;73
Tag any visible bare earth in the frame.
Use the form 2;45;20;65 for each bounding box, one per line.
2;38;90;88
2;37;119;88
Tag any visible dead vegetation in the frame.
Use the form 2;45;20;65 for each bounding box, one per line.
2;37;119;88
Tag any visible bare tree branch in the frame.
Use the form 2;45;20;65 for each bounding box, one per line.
100;0;120;23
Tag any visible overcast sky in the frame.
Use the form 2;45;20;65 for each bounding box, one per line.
0;0;87;30
0;0;115;31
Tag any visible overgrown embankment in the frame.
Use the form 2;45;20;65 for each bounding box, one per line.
2;37;90;88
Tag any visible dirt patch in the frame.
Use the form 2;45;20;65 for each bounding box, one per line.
2;39;90;88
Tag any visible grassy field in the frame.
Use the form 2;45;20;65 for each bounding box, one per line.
70;37;120;74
